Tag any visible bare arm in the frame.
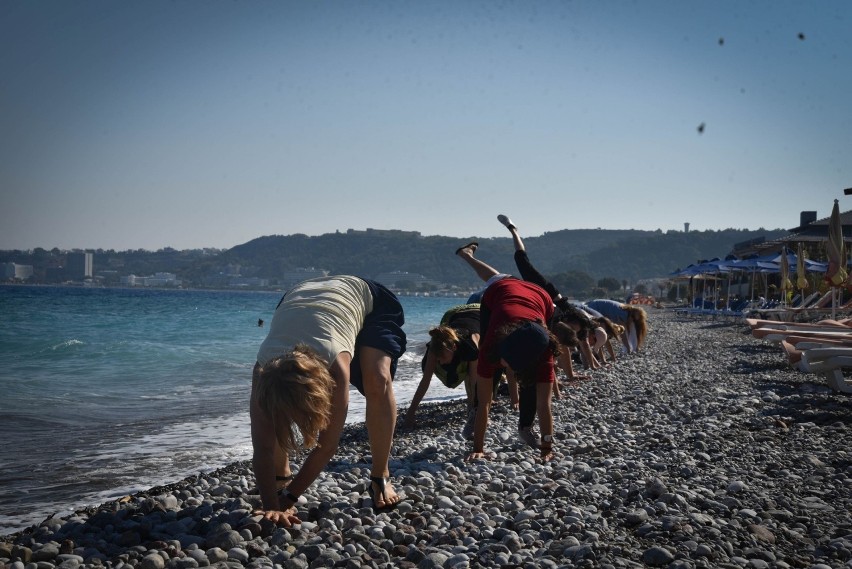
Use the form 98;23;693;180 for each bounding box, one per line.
536;381;554;462
402;351;436;427
250;383;295;523
604;341;617;362
251;354;350;525
557;351;590;381
285;355;350;496
579;339;600;369
466;369;493;460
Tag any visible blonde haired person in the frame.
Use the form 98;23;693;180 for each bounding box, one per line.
584;299;648;353
251;275;406;526
591;316;624;364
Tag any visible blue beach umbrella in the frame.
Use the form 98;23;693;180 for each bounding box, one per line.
722;256;779;301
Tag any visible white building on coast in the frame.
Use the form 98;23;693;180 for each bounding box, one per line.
280;267;329;289
121;272;182;287
1;262;34;281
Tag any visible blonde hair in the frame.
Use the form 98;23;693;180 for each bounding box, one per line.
428;325;460;360
254;345;335;454
593;316;624;339
623;305;648;349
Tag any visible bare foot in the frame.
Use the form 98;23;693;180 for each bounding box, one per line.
455;242;479;256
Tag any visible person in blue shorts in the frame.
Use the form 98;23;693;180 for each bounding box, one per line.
250;275;406;525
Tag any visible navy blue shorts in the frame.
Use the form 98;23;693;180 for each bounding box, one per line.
349;278;407;395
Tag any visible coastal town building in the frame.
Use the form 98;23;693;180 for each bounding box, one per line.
279;267;329;289
228;276;269;287
1;262;34;281
67;252;93;280
121;272;181;287
373;270;437;290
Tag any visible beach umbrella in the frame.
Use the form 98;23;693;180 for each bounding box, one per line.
779;247;792;305
826;199;848;286
723;256;779;301
692;258;728;308
826;199;848;318
796;243;809;293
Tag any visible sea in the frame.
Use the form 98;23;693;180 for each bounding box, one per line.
0;284;465;535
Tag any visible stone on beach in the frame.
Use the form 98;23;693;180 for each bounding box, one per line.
2;309;852;568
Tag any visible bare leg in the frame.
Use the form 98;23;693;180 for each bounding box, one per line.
507;225;525;253
359;345;401;508
501;215;568;305
456;245;501;283
781;339;803;365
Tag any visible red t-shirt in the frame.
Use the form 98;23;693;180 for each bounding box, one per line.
477;278;555;383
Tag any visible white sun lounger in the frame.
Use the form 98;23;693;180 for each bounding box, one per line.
799;347;852;394
761;329;852;343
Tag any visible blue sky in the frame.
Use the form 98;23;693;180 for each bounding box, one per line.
1;0;850;251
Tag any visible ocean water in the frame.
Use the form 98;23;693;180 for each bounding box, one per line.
0;285;463;535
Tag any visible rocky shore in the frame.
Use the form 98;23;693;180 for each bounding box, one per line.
2;309;851;569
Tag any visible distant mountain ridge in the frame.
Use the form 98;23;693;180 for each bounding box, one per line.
210;227;789;286
1;227;790;287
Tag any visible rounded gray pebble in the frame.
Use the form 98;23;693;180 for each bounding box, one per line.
3;312;850;569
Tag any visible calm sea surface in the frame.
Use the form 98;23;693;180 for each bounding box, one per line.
0;285;462;535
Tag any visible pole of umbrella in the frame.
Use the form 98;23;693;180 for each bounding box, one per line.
832;287;837;320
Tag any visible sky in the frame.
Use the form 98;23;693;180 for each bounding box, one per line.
1;1;850;251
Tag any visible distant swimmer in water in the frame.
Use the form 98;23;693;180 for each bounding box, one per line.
251;275;407;526
257;318;264;327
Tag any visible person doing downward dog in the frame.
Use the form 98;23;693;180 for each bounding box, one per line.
496;214;600;375
590;316;623;364
584;298;648;354
250;275;406;526
402;303;494;439
456;242;571;462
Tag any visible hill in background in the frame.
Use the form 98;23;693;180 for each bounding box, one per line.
1;226;790;290
195;226;789;286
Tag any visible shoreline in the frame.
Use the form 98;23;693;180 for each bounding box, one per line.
3;310;851;568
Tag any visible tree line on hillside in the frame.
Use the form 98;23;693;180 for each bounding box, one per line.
1;227;788;292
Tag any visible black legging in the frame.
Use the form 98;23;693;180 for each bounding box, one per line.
515;250;594;337
518;380;537;431
477;282;539;431
514;250;560;301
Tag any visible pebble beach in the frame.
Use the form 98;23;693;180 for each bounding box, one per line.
2;309;851;569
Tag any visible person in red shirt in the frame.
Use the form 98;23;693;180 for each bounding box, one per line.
456;241;575;462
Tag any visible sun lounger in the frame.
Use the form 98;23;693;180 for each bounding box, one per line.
750;322;852;340
780;336;852;365
798;347;852;393
751;291;832;321
760;329;852;342
746;318;852;330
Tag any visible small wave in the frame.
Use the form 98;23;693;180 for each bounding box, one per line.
50;339;84;351
397;351;424;364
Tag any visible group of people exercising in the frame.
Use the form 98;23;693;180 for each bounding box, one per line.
249;214;648;526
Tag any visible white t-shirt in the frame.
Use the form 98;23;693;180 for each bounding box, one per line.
256;276;373;367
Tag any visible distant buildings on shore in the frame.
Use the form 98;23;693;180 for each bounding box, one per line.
2;252;92;283
2;262;33;281
1;252;456;293
120;272;182;287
